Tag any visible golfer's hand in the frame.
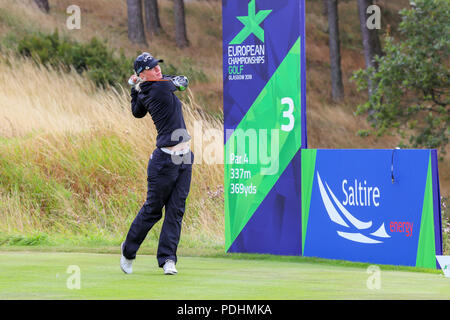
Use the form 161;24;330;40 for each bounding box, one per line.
128;75;138;86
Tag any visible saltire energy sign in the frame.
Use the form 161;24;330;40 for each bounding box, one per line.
301;149;443;268
223;0;307;254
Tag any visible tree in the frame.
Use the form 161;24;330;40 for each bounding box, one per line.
127;0;147;45
357;0;383;96
34;0;49;13
326;0;344;101
352;0;449;155
144;0;163;36
173;0;189;48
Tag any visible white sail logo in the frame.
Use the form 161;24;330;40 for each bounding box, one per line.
317;172;390;244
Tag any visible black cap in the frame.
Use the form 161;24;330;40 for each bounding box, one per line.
133;52;164;75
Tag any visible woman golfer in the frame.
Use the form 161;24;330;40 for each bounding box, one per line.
120;52;193;275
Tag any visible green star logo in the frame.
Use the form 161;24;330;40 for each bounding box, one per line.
230;0;272;45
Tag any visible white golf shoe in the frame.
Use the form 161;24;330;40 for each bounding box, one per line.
120;242;133;274
163;259;177;275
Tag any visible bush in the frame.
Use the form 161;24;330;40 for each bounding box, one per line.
16;30;133;89
3;30;208;88
352;0;449;154
163;57;208;83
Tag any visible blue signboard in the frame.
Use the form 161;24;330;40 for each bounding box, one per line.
301;149;443;268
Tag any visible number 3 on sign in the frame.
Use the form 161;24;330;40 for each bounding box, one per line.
281;97;294;132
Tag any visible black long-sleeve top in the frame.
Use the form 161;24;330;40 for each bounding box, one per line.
130;76;191;148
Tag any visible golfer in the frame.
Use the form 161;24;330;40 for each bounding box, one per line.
120;52;193;275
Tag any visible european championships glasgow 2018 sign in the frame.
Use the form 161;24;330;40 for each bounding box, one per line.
223;0;307;255
222;0;443;268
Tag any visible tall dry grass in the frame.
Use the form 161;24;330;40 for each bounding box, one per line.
0;53;224;246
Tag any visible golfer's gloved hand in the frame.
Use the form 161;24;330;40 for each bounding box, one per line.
128;75;141;86
171;75;189;91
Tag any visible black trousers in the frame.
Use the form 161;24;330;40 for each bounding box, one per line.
123;148;193;267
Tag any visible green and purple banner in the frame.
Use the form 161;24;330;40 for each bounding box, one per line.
222;1;442;269
223;0;307;254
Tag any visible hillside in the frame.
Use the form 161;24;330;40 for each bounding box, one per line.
0;0;448;249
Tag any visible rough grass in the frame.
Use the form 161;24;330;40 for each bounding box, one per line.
0;53;224;248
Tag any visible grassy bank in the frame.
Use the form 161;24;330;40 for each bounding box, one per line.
0;54;224;249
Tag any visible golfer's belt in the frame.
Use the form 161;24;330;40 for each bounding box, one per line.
160;147;190;156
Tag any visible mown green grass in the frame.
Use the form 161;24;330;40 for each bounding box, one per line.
0;251;448;300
